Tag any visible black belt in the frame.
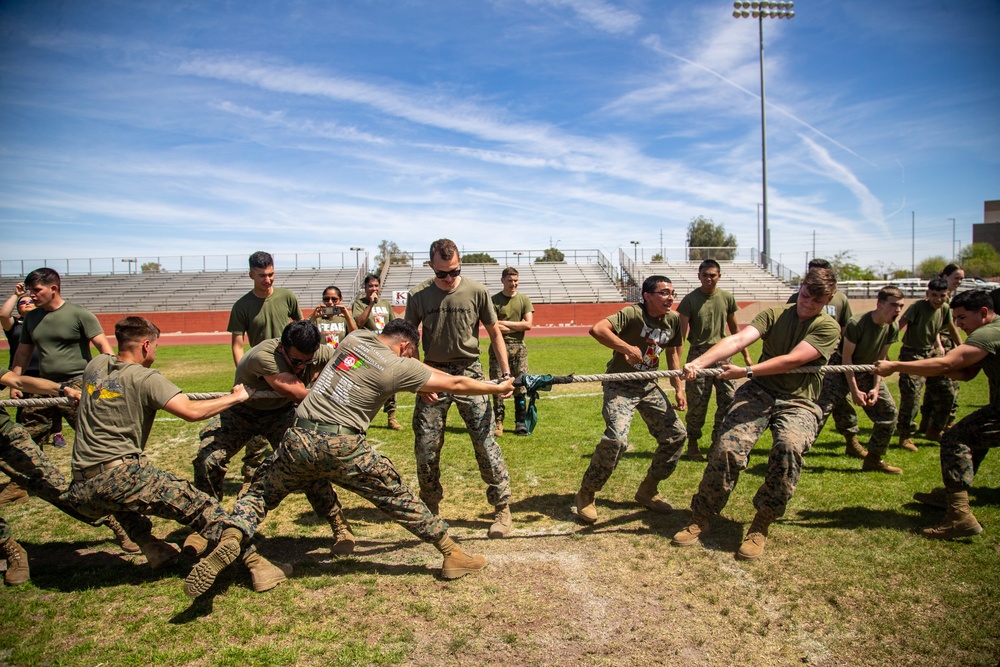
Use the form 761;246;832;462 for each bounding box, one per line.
73;454;144;481
294;417;360;435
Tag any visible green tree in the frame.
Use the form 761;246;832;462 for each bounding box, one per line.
830;250;877;281
461;252;498;264
916;255;948;280
960;243;1000;280
374;240;409;275
535;247;565;263
141;261;163;273
651;253;664;263
687;216;736;261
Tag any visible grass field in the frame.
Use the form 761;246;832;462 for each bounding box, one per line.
1;338;998;667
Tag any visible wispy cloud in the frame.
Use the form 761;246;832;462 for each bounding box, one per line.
526;0;642;35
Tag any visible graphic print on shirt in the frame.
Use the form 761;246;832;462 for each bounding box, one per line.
636;323;673;371
86;370;123;401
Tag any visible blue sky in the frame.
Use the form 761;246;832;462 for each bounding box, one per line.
1;0;998;276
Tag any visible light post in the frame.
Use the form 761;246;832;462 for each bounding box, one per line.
350;246;364;268
513;251;522;265
630;241;640;264
121;258;136;275
948;218;956;262
733;1;794;265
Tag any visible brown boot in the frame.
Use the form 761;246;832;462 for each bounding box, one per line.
862;453;903;475
435;534;486;579
672;512;710;547
488;504;512;538
1;537;30;586
242;549;292;592
329;510;356;555
681;440;705;461
0;481;28;507
135;535;181;569
899;436;918;452
573;489;597;524
182;532;209;558
924;425;944;443
913;487;948;509
844;434;868;459
387;411;403;431
184;527;243;598
736;511;774;560
634;476;672;513
494;420;504;437
921;489;984;540
105;516;141;554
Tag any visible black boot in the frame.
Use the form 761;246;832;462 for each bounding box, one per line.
514;396;528;435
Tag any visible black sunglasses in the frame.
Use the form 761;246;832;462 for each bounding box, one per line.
434;268;461;279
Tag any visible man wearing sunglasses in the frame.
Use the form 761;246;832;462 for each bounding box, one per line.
192;320;354;557
404;239;516;539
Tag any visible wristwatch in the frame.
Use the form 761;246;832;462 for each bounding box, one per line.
745;366;753;379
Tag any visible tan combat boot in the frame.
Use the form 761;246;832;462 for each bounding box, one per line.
386;411;403;431
1;537;30;586
184;527;243;598
182;532;209;558
242;549;292;592
913;487;947;509
844;434;868;459
0;481;28;507
924;425;944;443
573;489;597;524
672;511;710;547
135;534;181;569
434;534;486;579
862;453;902;475
634;475;673;513
899;436;918;452
737;510;774;560
488;504;512;538
105;516;140;554
494;420;504;437
921;489;984;540
329;510;356;555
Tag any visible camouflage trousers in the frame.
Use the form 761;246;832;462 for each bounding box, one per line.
690;381;822;519
194;403;290;500
938;403;998;490
685;345;737;448
65;456;249;544
815;369;897;457
897;346;955;437
921;337;959;428
17;376;81;446
581;380;687;493
234;427;446;543
413;359;511;508
0;421;100;541
489;341;528;420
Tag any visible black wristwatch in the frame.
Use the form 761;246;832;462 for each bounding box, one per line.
745;366;753;379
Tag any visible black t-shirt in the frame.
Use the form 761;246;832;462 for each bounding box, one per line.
4;318;40;375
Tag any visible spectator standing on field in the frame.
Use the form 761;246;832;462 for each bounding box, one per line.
352;274;403;430
490;267;534;436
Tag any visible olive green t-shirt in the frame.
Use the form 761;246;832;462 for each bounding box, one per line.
960;319;1000;406
352;297;397;334
604;304;683;375
235;338;334;411
72;354;182;471
227;288;301;346
492;291;534;344
298;330;432;432
841;311;899;365
19;301;105;380
787;291;853;329
901;300;952;350
315;315;350;348
678;288;738;346
404;277;497;364
750;305;841;400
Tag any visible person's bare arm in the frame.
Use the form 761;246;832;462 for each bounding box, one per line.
498;311;533;334
1;372;61;396
841;339;865;406
90;333;115;355
231;333;245;366
946;321;963;348
666;344;686;410
484;320;513;399
683;326;761;380
263;373;310;404
341;306;358;333
590;318;643;366
719;338;823;381
728;312;753;365
0;285;22;332
421;369;514;396
875;343;988;379
162;385;251;421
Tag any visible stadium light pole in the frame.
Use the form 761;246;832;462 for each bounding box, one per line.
733;1;794;266
350;246;364;268
121;257;136;275
630;240;640;264
948;218;956;261
513;251;522;265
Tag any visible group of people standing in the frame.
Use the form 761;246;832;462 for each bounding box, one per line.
0;247;993;597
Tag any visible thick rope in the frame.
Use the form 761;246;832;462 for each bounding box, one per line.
0;367;877;407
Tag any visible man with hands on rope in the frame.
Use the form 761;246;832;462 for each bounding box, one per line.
672;267;841;560
573;275;687;525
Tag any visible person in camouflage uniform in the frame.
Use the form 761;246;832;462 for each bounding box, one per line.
63;316;289;598
572;275;687;525
488;267;534;436
677;259;752;460
233;320;513;579
352;274;403;430
404;239;515;539
894;277;962;451
672;268;841;560
918;264;965;438
814;286;905;473
875;288;997;541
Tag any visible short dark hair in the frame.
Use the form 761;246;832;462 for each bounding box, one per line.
941;263;962;278
115;316;160;348
927;277;949;293
323;285;342;299
951;289;993;313
641;275;671;297
802;267;837;298
808;258;832;270
429;239;459;263
698;259;721;274
501;267;519;280
877;286;904;303
364;274;380;287
382;319;420;347
280;320;321;354
249;251;274;270
25;268;61;289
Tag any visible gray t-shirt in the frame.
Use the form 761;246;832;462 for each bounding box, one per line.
404;277;497;363
235;338;333;411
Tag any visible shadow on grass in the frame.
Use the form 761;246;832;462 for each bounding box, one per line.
23;539;188;591
791;505;931;532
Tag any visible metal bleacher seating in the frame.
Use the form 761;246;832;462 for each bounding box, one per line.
636;261;794;301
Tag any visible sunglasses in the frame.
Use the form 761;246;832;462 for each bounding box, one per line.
282;347;315;368
434;268;461;279
17;300;33;307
